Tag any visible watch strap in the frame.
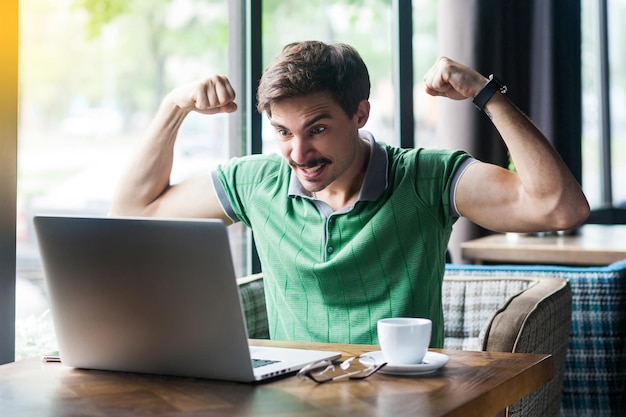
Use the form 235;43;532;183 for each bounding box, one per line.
473;74;507;112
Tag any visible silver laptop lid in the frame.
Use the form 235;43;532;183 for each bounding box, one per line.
34;215;256;381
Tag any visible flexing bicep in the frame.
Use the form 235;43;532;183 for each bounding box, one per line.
455;162;546;232
137;173;233;224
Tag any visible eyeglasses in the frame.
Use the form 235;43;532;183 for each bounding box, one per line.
297;354;387;384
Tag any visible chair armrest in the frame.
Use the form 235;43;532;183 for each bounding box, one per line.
237;273;269;339
443;273;571;417
442;276;532;351
498;278;571;417
484;277;571;353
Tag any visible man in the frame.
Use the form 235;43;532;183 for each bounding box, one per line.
109;41;589;347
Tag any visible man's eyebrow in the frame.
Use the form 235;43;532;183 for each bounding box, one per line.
269;113;333;130
303;113;332;127
269;120;285;129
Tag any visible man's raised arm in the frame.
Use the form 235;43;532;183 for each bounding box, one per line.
424;57;589;233
109;75;237;222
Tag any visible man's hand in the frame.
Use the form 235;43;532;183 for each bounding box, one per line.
423;57;488;101
168;74;238;115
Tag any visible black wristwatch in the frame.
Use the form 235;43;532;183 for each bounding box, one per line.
473;74;507;112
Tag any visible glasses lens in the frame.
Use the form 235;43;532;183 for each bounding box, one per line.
297;360;335;382
347;355;386;379
297;356;386;383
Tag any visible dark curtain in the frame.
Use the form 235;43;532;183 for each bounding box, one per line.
437;0;582;263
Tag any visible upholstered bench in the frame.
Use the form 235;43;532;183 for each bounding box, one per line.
445;259;626;417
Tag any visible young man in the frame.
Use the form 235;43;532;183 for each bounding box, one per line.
109;41;589;347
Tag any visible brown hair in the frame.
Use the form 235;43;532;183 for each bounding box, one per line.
256;41;370;118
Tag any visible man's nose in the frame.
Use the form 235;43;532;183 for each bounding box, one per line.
290;136;312;165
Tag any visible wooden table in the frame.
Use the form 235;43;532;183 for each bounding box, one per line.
461;225;626;265
0;340;552;417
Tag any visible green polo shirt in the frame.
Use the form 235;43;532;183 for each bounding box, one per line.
213;132;471;347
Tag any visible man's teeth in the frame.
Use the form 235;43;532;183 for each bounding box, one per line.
304;164;323;173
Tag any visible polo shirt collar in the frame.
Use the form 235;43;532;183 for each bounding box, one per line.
288;130;389;202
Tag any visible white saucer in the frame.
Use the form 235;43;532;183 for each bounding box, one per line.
360;351;450;376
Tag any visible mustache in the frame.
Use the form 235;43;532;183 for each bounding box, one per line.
289;158;331;169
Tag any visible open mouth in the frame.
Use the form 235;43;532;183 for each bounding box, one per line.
291;158;331;179
303;163;326;174
298;162;328;182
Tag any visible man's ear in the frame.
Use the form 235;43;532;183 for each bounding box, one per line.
355;100;370;128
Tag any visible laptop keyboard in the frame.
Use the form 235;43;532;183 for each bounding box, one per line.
252;359;281;368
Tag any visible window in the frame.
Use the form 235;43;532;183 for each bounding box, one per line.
16;0;232;359
14;0;441;360
260;1;395;154
581;0;626;208
260;0;440;153
7;0;623;363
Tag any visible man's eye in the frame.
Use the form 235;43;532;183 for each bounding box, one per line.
311;126;326;134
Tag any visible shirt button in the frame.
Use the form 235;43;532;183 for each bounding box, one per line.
327;246;334;254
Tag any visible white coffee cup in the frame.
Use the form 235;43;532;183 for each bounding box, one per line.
377;317;432;365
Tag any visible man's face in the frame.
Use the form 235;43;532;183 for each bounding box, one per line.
269;92;369;194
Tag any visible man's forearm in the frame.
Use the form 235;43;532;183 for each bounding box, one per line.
109;97;189;216
485;93;589;229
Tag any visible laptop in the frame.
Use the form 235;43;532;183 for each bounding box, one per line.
33;215;341;382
